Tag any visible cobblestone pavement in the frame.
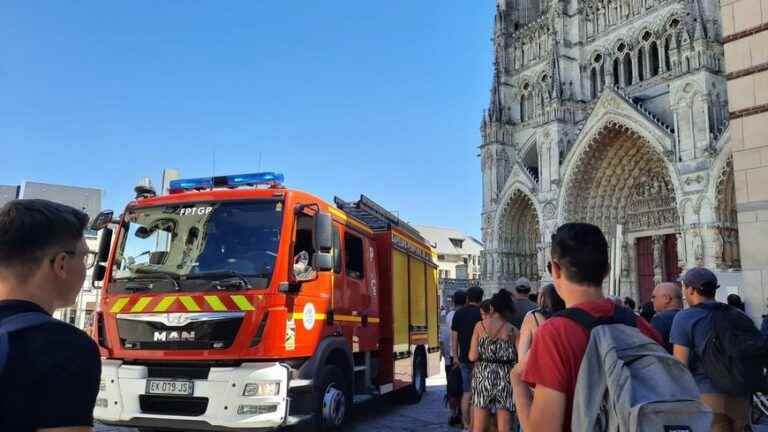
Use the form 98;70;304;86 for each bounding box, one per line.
96;370;456;432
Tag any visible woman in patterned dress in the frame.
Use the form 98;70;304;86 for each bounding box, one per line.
468;289;519;432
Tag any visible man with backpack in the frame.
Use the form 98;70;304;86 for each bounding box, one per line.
0;199;101;432
510;223;709;432
671;267;756;432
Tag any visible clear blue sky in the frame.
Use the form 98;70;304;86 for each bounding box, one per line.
0;1;494;238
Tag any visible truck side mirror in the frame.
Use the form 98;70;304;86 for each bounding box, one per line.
92;228;113;285
313;252;333;272
90;210;114;231
92;264;107;284
97;228;113;264
314;212;332;252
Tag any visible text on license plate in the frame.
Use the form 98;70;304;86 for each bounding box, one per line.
146;379;194;396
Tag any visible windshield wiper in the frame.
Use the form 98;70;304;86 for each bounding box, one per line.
115;270;181;291
186;270;254;290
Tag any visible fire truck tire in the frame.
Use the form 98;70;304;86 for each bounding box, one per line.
402;349;427;404
312;364;351;431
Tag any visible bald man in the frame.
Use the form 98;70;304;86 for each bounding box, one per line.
650;282;683;349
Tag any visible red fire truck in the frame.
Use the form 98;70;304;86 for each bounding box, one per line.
90;172;441;431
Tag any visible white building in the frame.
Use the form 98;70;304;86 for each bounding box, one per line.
1;181;103;329
415;226;484;307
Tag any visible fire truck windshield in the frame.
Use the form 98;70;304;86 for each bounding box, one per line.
110;200;283;293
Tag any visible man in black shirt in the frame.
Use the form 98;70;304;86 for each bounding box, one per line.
0;199;101;432
451;286;483;431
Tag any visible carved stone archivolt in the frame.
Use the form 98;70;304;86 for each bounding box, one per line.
562;123;679;235
494;190;541;282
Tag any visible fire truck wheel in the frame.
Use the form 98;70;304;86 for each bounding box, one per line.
313;364;351;431
402;350;427;404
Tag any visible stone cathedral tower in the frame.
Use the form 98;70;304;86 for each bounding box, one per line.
480;0;740;302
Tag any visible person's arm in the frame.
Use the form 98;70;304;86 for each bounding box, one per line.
468;322;481;363
673;344;690;367
511;366;566;432
669;312;691;367
451;330;459;360
517;313;535;363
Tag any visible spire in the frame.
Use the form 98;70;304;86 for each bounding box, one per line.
694;18;706;40
550;38;563;100
489;63;505;123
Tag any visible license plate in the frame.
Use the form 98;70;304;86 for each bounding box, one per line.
146;379;194;396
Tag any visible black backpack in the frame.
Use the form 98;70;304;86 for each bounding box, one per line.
446;365;463;398
694;302;768;396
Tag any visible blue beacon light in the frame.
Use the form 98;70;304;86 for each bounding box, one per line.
169;172;284;193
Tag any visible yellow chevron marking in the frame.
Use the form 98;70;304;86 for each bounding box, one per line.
153;296;177;312
231;295;254;311
368;317;380;323
110;298;130;313
179;296;201;312
130;297;152;313
204;296;228;311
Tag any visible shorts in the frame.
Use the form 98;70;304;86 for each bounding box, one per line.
460;362;474;393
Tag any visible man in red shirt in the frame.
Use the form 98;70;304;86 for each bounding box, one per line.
510;223;663;432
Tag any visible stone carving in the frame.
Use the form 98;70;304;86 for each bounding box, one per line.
621;241;631;276
693;230;704;266
543;202;556;219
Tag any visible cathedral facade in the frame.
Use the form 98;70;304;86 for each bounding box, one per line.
479;0;740;302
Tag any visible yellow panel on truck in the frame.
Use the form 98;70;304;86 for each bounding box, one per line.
426;264;438;347
408;257;426;328
392;249;410;352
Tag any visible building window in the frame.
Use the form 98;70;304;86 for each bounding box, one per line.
449;238;464;249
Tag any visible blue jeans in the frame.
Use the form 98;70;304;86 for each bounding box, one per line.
460;362;474;393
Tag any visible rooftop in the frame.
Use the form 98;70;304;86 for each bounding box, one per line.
414;225;483;256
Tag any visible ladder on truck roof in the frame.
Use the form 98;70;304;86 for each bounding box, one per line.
333;195;426;242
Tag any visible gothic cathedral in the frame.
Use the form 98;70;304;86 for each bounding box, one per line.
479;0;739;302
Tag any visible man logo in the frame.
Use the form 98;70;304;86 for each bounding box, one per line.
153;331;196;342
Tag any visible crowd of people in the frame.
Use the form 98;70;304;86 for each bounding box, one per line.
441;222;767;432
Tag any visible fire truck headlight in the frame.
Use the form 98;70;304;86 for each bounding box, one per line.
95;398;109;408
243;382;280;397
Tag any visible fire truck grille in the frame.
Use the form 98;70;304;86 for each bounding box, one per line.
117;315;244;350
139;395;208;416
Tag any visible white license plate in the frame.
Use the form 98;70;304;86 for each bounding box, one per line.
146;379;194;396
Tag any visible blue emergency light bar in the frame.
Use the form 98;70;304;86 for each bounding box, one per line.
168;172;284;194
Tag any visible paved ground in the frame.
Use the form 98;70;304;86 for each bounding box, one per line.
96;370;456;432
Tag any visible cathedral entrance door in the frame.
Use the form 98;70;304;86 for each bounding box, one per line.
663;234;681;282
636;237;655;303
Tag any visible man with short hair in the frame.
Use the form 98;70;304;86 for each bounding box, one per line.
451;286;483;431
510;223;662;432
670;267;749;432
650;282;683;349
509;277;538;329
441;290;466;426
0;199;101;432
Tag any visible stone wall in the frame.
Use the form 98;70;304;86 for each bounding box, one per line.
721;0;768;321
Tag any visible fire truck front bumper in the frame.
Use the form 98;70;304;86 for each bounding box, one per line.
95;359;300;431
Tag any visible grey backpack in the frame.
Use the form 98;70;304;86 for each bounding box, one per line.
560;306;712;432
